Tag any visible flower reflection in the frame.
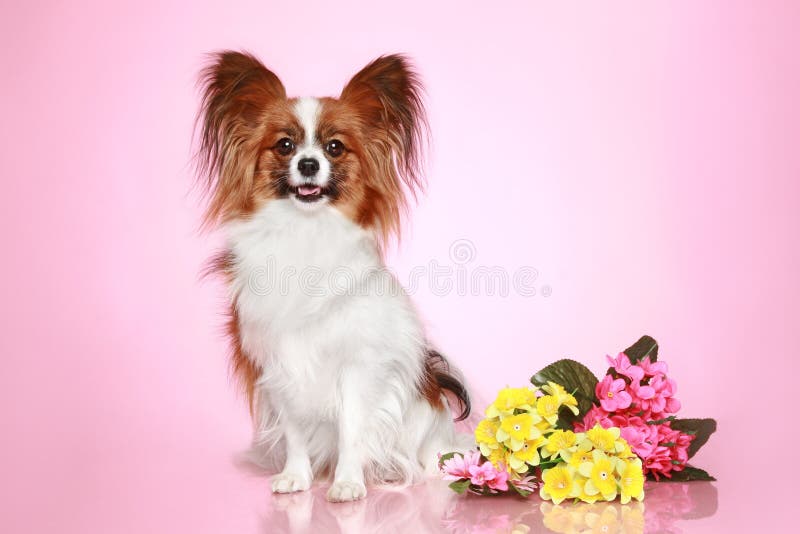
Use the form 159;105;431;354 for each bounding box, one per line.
643;481;718;534
263;479;717;534
540;501;645;534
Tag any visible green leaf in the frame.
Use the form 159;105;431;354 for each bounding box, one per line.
670;418;717;459
662;465;716;482
438;451;457;470
531;359;598;427
448;479;471;494
623;335;659;364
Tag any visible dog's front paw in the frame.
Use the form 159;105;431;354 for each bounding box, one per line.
271;472;312;494
326;480;367;502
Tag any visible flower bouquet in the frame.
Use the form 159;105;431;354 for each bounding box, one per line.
439;335;716;504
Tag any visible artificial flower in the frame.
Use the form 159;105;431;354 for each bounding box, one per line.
586;424;622;454
575;405;613;432
486;444;508;470
513;475;539;493
485;387;537;418
565;443;595;469
642;446;673;480
639;356;668;377
596;375;632;412
540;381;579;415
475;418;500;457
606;352;645;383
498;413;540;450
536;394;561;426
570;473;600;504
485;463;510;491
440;335;716;504
617;458;645;504
579;450;618;501
613;415;658;458
468;460;501;486
540;465;576;504
507;438;543;472
542;429;577;460
441;450;481;481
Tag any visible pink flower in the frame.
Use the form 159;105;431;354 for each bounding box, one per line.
441;450;481;481
644;446;673;480
512;475;539;493
636;374;681;417
639;356;668;377
574;405;613;432
630;381;656;402
596;375;632;412
665;396;681;414
639;424;696;479
485;464;509;491
606;353;645;382
468;461;501;487
612;414;658;457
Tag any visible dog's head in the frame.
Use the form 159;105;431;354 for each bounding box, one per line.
196;51;427;240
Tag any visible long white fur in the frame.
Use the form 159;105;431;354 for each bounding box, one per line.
225;100;464;502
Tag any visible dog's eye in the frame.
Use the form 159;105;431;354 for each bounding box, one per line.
275;138;295;156
325;140;344;158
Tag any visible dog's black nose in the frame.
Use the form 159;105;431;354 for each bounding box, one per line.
297;158;320;177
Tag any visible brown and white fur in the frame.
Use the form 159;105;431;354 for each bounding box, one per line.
195;51;470;502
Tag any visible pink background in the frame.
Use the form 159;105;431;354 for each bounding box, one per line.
1;1;796;532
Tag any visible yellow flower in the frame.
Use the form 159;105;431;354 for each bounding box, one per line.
535;417;555;434
543;429;577;459
617;458;645;504
507;436;544;472
586;424;621;453
475;418;499;458
563;434;593;467
567;448;595;469
579;450;618;501
541;381;580;415
570;474;599;504
540;465;576;504
485;387;537;418
487;446;508;470
498;413;540;450
536;394;561;425
617;440;636;460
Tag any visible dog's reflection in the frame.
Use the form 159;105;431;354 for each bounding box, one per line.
266;480;453;534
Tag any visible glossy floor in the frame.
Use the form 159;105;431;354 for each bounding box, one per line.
264;479;718;533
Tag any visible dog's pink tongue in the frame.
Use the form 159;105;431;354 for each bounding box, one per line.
298;185;321;196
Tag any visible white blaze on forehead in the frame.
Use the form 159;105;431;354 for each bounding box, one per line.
293;97;321;147
288;97;331;189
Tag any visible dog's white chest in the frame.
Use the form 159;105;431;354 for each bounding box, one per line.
226;200;380;368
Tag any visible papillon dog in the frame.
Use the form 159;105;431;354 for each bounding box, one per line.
195;51;470;502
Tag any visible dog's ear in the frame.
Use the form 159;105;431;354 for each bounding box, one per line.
341;55;427;195
196;51;286;227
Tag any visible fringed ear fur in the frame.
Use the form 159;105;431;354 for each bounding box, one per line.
195;50;286;228
340;55;428;241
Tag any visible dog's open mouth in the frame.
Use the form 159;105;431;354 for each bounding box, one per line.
292;183;326;203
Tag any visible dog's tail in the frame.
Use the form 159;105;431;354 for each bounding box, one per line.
423;349;471;422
